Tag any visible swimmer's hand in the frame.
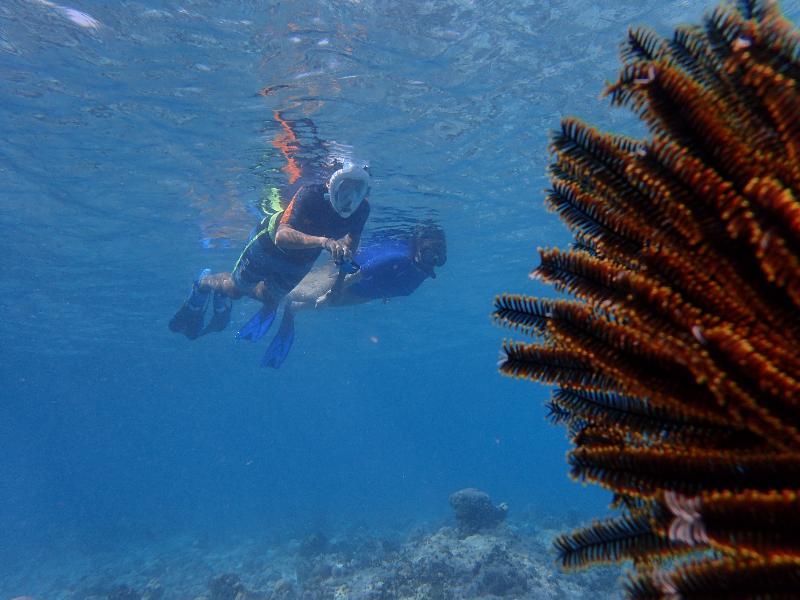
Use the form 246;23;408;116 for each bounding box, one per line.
343;270;362;286
316;270;360;309
321;238;352;264
315;289;334;309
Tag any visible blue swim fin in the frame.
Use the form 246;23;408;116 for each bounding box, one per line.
236;305;277;341
261;310;295;369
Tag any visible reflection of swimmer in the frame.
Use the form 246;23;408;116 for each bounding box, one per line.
251;224;447;368
168;161;372;342
187;172;254;250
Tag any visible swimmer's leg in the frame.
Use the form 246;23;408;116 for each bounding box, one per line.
197;272;245;299
170;270;246;339
197;272;246;335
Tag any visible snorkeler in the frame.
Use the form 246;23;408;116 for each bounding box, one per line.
247;223;447;368
168;160;371;340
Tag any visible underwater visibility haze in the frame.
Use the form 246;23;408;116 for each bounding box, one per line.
2;0;800;598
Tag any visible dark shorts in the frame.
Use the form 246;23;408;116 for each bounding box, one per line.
232;234;314;302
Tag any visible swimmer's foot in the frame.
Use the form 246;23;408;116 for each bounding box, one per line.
201;291;232;335
169;268;211;340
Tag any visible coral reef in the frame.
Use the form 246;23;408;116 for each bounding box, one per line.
298;533;330;559
494;0;800;596
1;507;616;599
69;580;164;600
208;574;256;600
448;488;508;535
188;522;613;600
108;588;141;600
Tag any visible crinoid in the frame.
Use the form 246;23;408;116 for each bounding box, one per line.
494;0;800;596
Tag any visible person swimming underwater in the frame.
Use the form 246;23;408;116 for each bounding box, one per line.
168;160;372;341
239;223;447;368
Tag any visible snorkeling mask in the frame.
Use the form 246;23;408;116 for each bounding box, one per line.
414;224;447;275
327;163;370;217
420;244;447;268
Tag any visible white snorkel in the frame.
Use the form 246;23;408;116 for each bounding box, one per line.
327;163;371;217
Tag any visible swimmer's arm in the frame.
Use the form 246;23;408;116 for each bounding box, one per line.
276;225;355;264
342;269;363;287
274;227;360;253
337;231;362;255
274;224;327;249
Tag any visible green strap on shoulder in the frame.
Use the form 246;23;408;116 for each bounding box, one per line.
260;186;283;214
257;186;286;242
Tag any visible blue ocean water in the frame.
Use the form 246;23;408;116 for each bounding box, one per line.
2;0;798;596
